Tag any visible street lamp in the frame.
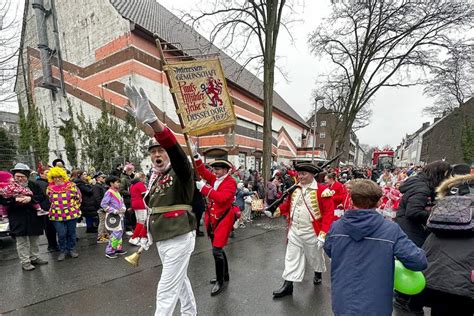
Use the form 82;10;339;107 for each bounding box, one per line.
312;96;325;163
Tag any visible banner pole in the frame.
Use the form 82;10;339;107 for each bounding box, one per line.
154;34;200;178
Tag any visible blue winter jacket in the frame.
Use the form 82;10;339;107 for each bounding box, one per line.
324;209;427;316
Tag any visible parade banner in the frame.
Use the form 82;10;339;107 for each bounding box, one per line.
164;58;236;136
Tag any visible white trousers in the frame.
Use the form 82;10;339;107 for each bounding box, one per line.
155;231;197;316
135;209;147;224
282;228;326;282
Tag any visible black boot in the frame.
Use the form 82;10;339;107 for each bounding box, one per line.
223;251;229;281
210;274;229;284
313;272;322;285
210;250;230;284
211;258;225;296
272;280;293;298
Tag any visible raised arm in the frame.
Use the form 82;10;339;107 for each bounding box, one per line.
154;127;192;181
124;85;192;181
195;158;216;186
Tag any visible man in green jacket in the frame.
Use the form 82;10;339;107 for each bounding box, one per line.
125;85;197;316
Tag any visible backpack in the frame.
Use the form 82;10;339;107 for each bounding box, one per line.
427;193;473;233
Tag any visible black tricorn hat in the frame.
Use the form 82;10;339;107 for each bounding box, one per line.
210;159;233;170
148;139;162;151
93;171;106;179
295;162;322;174
452;163;471;176
52;158;65;167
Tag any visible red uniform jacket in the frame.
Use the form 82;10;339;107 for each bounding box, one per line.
329;181;347;207
130;181;147;210
278;182;335;238
196;159;237;248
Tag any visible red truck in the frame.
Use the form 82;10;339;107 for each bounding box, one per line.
372;149;395;171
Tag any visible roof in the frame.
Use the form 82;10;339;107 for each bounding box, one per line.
109;0;308;127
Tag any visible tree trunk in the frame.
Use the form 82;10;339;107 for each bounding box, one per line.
262;58;275;185
261;1;278;186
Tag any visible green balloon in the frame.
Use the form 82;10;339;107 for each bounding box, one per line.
394;260;426;295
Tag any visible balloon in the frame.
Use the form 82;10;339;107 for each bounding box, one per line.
394;260;426;295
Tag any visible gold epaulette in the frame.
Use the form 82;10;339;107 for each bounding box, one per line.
321;188;335;198
274;208;281;218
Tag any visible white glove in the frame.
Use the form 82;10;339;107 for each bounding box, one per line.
317;235;325;249
195;180;207;191
124;85;158;125
264;210;274;218
190;141;200;159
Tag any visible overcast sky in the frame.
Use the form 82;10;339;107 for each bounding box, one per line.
158;0;438;148
1;0;436;148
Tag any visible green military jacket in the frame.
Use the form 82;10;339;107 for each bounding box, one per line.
145;128;196;241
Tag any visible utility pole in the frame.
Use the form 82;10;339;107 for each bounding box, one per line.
312;96;325;163
32;0;54;90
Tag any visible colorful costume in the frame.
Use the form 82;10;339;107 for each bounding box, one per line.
47;182;82;221
101;189;126;255
47;179;82;256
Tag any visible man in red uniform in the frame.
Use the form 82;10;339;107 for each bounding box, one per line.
265;162;335;298
194;154;237;296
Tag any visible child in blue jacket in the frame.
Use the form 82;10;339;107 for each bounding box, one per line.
324;179;427;316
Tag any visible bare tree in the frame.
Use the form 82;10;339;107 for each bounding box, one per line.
359;143;376;165
309;0;473;157
185;0;295;184
310;76;372;158
423;41;474;117
0;0;22;107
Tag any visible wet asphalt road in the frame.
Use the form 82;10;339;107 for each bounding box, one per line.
0;217;426;316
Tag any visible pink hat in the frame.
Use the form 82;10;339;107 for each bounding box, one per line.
0;171;13;184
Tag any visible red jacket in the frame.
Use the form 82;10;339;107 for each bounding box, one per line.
130;181;147;210
196;159;237;248
329;181;348;207
278;182;335;238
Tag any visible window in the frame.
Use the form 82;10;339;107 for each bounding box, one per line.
239;153;246;169
319;133;326;139
311;121;317;128
320;121;326;127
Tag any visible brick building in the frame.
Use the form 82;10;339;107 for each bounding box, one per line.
420;97;474;164
306;106;361;165
15;0;319;170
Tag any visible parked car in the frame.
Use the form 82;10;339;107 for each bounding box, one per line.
0;217;10;238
